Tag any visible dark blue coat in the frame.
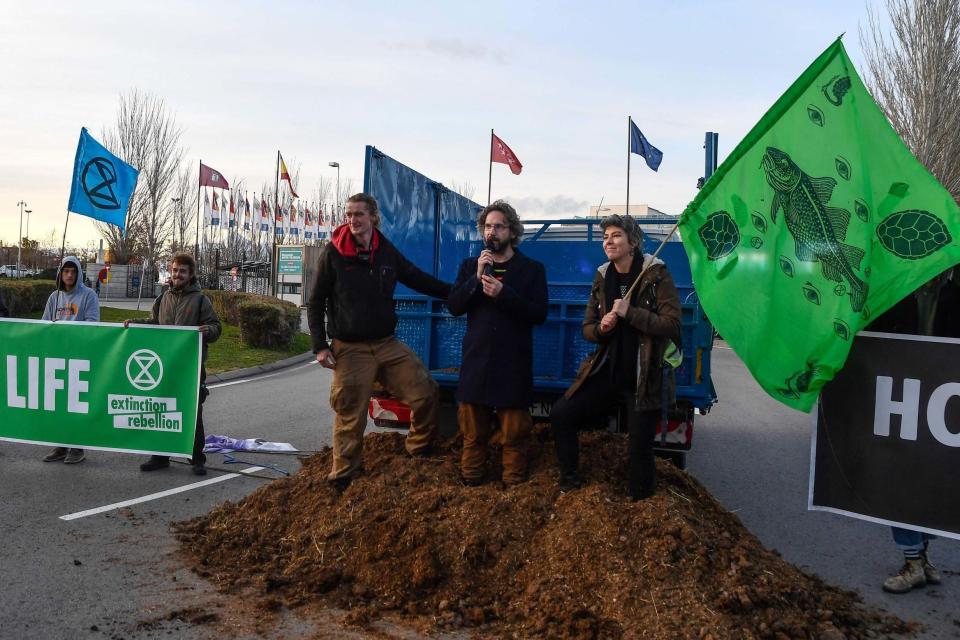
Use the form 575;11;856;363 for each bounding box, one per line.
447;250;548;408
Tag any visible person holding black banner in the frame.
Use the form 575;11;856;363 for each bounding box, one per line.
550;214;681;500
41;256;101;465
866;281;950;594
124;253;221;476
447;200;548;486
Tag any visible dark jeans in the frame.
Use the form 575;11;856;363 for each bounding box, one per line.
551;371;658;498
153;384;207;465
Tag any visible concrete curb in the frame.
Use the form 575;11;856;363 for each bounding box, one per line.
207;351;315;384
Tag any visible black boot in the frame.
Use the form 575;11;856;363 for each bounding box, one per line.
558;470;583;491
139;455;170;472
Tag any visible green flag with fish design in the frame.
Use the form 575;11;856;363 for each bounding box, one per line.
679;38;960;411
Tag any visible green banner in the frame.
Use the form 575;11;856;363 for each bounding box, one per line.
0;319;200;455
680;38;960;412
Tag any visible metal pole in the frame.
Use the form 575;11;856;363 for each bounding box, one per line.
24;209;31;274
195;160;202;260
16;200;25;277
272;151;279;297
488;129;494;205
626;116;632;217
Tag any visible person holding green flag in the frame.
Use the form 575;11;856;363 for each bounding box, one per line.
41;256;100;465
551;214;681;500
679;37;960;412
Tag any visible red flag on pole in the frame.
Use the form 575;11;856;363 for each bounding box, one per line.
199;163;230;189
279;153;299;198
491;133;522;175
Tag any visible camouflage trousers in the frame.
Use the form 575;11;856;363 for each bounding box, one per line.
327;336;438;481
458;403;532;485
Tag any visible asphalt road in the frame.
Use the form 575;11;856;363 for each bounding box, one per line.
0;343;956;639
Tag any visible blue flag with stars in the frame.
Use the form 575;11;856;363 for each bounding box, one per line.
630;120;663;172
67;128;139;230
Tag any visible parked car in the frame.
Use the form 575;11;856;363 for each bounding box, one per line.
1;265;29;278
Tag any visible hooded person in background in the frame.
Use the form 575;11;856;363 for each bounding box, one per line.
41;256;101;465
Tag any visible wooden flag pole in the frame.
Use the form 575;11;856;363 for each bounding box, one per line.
623;219;681;301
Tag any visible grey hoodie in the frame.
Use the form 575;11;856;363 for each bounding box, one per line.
42;256;100;322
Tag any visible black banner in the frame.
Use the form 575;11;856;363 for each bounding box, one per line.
810;331;960;540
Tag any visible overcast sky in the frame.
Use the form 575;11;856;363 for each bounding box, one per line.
0;0;887;249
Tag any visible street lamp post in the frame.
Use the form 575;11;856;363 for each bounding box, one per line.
16;200;26;277
328;162;340;222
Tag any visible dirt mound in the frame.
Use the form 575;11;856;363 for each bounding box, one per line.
175;427;913;639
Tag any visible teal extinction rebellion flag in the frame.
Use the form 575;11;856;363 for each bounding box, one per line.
680;38;960;412
0;320;200;456
67;127;139;230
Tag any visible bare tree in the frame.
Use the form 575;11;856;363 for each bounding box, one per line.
96;90;185;269
861;0;960;331
449;180;477;201
861;0;960;197
169;166;198;255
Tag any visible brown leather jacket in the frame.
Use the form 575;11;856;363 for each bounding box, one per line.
564;254;681;410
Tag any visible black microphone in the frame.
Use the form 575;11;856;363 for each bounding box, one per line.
482;240;495;278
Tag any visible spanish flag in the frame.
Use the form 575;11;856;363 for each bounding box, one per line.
279;153;298;198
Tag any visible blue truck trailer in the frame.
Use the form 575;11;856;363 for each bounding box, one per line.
362;146;716;467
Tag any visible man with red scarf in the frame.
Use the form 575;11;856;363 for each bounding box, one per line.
308;193;451;492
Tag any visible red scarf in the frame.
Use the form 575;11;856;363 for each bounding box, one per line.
331;223;380;262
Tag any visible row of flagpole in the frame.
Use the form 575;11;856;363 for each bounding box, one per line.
486;122;662;212
62;121;663;277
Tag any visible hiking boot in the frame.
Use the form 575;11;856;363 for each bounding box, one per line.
883;559;926;593
192;464;208;476
63;448;86;464
922;553;942;585
43;447;67;462
558;471;583;491
329;476;352;494
139;456;171;472
406;446;433;459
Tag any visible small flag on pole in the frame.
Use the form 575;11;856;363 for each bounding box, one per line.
67;128;140;230
203;191;213;227
199;163;230;189
629;121;663;172
279;153;298;197
211;191;220;227
491;133;523;175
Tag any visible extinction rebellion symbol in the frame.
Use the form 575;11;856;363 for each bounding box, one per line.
81;157;121;209
126;349;163;391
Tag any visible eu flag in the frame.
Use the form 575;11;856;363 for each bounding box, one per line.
630;121;663;172
67;128;139;230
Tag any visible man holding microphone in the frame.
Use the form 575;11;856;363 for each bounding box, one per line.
447;200;548;486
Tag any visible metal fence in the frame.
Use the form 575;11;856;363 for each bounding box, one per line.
198;248;272;294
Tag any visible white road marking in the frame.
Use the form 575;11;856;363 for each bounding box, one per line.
59;466;265;521
208;360;317;389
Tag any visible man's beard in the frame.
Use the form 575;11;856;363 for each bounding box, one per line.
486;237;506;254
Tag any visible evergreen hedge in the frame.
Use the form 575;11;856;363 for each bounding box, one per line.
0;279;57;317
